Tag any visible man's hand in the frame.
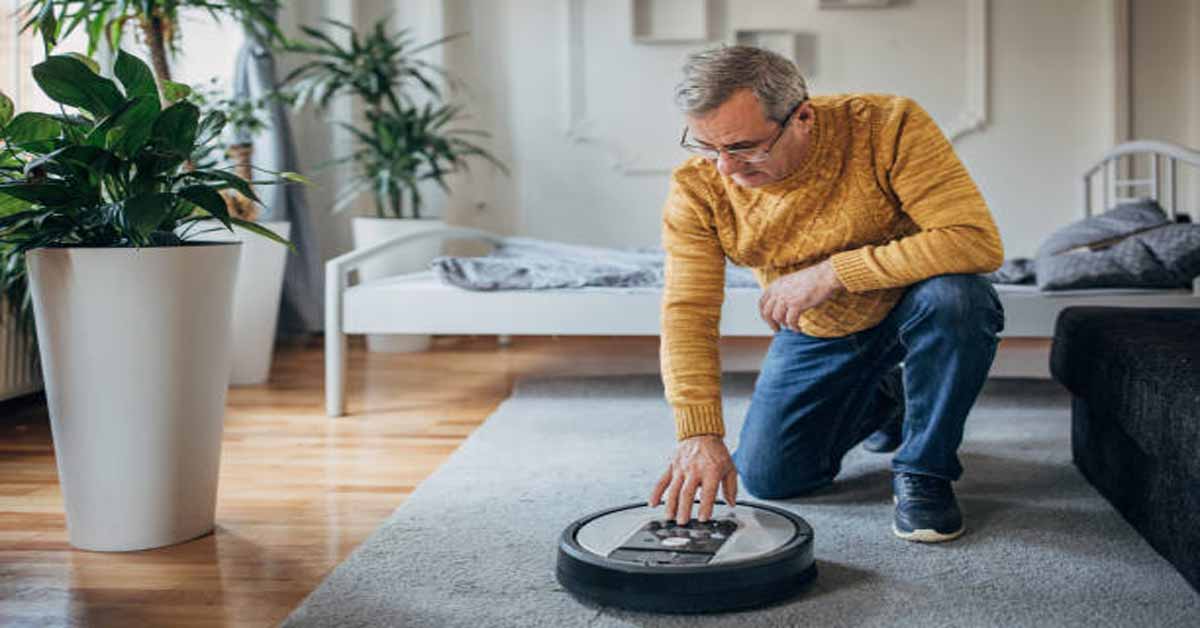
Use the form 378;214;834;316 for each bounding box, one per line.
648;434;738;524
759;259;844;332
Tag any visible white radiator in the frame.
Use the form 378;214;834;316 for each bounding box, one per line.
0;300;42;401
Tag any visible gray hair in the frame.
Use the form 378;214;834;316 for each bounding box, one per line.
674;45;809;122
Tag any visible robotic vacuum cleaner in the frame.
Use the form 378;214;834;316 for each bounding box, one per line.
556;501;816;613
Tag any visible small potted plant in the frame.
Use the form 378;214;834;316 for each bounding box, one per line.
0;49;294;551
283;18;506;352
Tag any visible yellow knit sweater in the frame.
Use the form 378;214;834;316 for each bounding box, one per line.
660;93;1004;441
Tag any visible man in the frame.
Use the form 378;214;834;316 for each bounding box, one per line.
647;46;1005;542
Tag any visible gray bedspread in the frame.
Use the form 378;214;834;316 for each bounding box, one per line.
988;200;1200;289
430;237;760;290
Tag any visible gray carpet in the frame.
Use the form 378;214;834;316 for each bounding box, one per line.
284;374;1200;627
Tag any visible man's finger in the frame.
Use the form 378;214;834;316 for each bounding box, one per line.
649;466;672;507
760;297;780;332
786;306;803;332
697;478;720;522
675;476;700;524
723;469;738;508
771;299;789;328
664;474;683;518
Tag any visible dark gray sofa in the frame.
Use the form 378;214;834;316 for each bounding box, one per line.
1050;306;1200;593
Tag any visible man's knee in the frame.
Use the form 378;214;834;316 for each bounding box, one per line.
906;274;1004;337
734;446;835;499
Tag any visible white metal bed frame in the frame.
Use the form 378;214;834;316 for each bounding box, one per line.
325;140;1200;417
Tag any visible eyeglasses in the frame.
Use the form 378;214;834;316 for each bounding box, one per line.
679;99;806;163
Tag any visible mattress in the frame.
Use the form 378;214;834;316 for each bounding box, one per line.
342;271;1198;338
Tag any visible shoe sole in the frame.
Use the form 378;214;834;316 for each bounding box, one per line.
892;523;964;543
891;496;964;543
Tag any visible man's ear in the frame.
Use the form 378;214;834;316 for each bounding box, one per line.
797;102;813;123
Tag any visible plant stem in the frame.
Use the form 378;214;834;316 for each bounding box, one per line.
140;13;173;93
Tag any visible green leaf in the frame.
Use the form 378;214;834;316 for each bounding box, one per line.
177;185;231;230
54;145;121;178
0;199;35;218
161;80;192;103
148;101;200;161
87;11;108;56
83;97;138;147
3;112;62;146
0;90;13;127
108;97;161;157
0;182;77;205
280;171;312;185
114;49;159;104
63;52;100;74
230;217;295;252
194;110;227;150
120;193;176;240
37;3;58;49
31;55;125;118
180;169;260;204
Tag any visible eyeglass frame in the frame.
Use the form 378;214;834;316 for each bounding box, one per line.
679;98;807;163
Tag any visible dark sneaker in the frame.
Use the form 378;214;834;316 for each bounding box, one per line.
892;472;964;542
862;367;905;453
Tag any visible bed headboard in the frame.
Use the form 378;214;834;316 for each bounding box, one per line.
1082;140;1200;220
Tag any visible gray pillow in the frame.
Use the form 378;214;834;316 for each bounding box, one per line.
1036;222;1200;290
1036;198;1169;259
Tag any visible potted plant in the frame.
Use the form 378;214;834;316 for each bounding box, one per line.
0;49;294;551
21;0;296;382
283;17;506;352
189;80;294;385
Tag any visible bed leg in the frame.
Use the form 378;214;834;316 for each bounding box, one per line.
326;262;348;417
326;329;347;417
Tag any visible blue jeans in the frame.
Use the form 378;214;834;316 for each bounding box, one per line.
731;274;1005;499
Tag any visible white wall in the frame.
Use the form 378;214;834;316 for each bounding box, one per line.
1131;0;1200;217
282;0;1136;261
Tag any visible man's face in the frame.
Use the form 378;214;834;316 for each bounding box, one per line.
684;89;812;189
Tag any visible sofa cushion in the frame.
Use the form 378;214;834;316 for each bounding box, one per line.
1051;306;1200;469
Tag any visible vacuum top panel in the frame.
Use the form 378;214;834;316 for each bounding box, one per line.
574;502;804;565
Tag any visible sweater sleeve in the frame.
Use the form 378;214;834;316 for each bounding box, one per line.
828;97;1004;292
660;167;727;440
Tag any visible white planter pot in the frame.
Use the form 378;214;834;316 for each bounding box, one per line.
25;243;241;552
351;217;446;353
206;221;291;385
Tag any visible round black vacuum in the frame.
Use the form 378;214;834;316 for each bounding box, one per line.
556;501;816;614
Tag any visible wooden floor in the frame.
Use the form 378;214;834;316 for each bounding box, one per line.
0;334;1046;627
0;334;775;627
